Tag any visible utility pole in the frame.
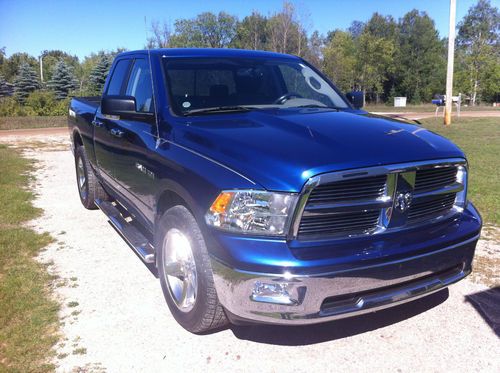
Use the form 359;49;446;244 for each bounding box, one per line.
444;0;456;126
39;54;44;83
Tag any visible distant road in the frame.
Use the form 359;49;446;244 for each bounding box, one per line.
0;127;68;138
371;110;500;121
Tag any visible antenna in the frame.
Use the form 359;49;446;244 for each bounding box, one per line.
144;16;162;148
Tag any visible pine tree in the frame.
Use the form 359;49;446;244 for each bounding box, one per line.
0;75;11;97
88;55;112;95
47;60;78;99
13;63;40;103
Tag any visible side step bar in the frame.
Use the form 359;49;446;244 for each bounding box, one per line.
95;199;155;263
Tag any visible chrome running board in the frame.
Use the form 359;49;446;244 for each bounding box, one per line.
95;199;155;263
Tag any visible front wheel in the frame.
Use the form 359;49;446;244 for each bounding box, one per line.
156;205;228;333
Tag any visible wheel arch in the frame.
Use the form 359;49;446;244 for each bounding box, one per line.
72;128;83;149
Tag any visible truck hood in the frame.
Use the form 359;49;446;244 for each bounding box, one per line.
174;109;465;192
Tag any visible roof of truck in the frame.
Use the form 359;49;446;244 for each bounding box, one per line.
118;48;301;60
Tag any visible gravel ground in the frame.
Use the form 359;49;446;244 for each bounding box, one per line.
2;133;499;372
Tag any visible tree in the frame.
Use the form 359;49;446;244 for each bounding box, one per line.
13;62;40;103
305;31;324;67
233;11;268;50
147;20;172;48
267;1;301;54
0;47;5;77
87;54;112;95
322;30;357;92
40;50;80;83
355;13;398;103
170;12;238;48
0;75;11;97
80;48;126;94
3;53;38;82
456;0;499;105
47;60;78;99
396;10;445;103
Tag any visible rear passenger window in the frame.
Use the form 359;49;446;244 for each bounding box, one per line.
125;59;153;112
106;59;130;95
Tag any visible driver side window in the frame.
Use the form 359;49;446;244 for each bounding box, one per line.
125;59;153;113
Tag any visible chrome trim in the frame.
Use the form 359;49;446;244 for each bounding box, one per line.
413;182;464;199
288;158;467;241
211;233;479;325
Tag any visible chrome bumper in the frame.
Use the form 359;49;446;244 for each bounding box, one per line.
211;234;478;325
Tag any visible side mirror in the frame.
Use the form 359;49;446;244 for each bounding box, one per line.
101;95;153;120
345;91;364;109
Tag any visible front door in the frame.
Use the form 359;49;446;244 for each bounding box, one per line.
93;58;131;188
104;57;158;225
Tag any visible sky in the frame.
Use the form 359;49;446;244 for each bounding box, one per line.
0;0;492;60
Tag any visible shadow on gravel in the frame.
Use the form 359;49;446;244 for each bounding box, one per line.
465;286;500;337
230;289;449;345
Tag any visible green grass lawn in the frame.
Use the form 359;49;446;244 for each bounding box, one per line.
0;144;59;372
419;117;500;226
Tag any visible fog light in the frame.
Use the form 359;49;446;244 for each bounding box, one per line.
251;281;297;305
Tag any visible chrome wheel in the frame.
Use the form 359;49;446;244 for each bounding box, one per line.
162;228;198;313
76;156;87;200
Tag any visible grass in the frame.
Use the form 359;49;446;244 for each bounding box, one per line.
0;144;59;372
0;116;66;131
419;117;500;225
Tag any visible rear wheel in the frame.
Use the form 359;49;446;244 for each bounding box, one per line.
74;146;108;209
156;205;228;333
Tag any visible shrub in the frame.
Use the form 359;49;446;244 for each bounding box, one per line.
0;97;28;116
0;91;70;117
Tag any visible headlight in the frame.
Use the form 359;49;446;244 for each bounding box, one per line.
205;190;298;236
454;165;468;210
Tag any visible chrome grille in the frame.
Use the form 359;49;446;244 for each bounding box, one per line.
407;193;456;223
414;166;457;193
293;160;464;241
298;210;380;237
307;175;386;203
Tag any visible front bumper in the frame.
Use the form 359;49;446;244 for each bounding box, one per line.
209;203;481;325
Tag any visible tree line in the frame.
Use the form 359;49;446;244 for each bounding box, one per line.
0;0;498;116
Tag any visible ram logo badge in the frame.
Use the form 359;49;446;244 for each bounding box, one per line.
395;192;413;212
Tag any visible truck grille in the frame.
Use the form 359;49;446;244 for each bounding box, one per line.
307;175;386;203
298;210;380;237
294;161;464;240
414;166;457;193
407;193;456;224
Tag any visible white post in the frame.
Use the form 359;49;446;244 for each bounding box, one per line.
39;55;44;83
444;0;456;125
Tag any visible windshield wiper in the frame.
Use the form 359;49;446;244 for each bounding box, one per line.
183;106;255;116
292;104;340;111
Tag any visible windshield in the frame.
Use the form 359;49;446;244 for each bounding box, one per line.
163;57;349;115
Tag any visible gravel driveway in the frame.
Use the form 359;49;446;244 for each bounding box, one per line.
2;132;499;372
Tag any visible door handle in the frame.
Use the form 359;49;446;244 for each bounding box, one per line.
92;119;104;128
110;128;125;138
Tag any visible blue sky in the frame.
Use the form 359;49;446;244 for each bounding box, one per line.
0;0;488;60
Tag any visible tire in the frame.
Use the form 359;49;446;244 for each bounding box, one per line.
156;205;228;333
74;146;108;210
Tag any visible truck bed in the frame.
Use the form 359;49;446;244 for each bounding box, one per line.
72;96;101;109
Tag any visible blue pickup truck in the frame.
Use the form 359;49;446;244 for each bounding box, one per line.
68;48;482;333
